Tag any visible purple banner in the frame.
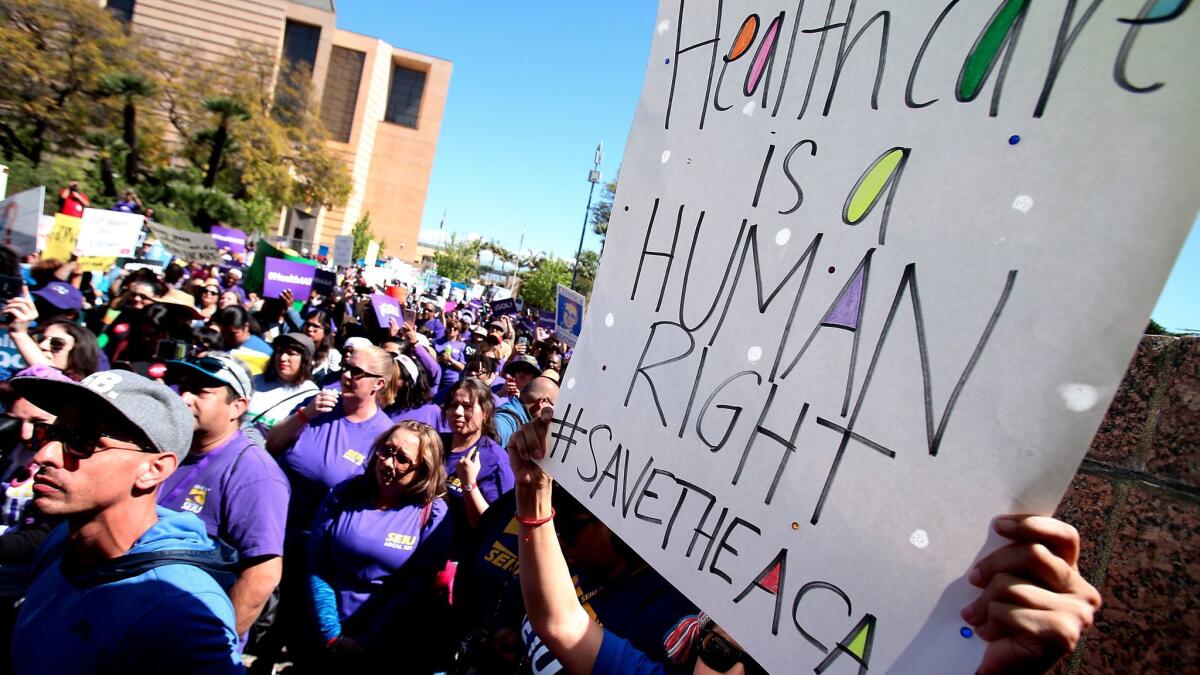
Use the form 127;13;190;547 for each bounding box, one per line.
370;293;402;328
263;257;315;299
490;297;519;316
210;225;247;254
538;310;556;330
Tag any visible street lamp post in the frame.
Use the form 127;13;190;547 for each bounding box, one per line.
571;141;603;290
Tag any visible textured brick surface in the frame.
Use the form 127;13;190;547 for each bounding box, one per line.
1145;337;1200;487
1086;336;1174;469
1053;474;1115;583
1078;487;1200;674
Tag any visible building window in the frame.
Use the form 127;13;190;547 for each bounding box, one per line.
282;20;321;72
106;0;135;23
320;47;365;143
384;65;426;128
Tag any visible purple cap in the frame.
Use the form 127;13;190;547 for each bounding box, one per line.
33;282;84;311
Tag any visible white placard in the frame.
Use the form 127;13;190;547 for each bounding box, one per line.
77;208;143;257
333;234;354;267
549;3;1198;673
0;187;46;256
146;223;222;264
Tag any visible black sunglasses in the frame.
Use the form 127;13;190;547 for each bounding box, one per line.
31;422;158;459
345;364;382;380
38;336;70;353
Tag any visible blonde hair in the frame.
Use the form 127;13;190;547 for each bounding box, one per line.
367;421;447;502
356;344;402;408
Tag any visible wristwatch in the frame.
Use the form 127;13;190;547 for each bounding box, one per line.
462;482;477;493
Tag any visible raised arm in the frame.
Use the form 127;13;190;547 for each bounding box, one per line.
508;406;604;675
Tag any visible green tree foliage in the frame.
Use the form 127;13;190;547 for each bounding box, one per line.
590;174;618;242
519;257;572;310
2;4;351;235
434;235;482;283
573;249;600;296
0;0;136;166
351;212;383;261
98;72;155;184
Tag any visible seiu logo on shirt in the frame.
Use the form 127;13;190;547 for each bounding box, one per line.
447;475;463;494
342;449;366;466
385;532;416;551
182;486;209;514
484;541;519;575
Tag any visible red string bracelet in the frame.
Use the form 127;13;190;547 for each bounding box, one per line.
516;508;556;542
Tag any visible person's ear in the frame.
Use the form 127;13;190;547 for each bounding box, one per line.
231;397;249;420
135;452;179;491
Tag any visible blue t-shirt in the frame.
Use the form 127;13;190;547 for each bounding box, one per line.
308;483;452;622
158;431;289;560
593;630;667;675
14;508;243;674
279;407;393;535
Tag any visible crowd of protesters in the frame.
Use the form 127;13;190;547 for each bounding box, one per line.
0;184;1101;674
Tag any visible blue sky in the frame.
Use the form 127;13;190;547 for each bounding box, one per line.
335;2;1196;332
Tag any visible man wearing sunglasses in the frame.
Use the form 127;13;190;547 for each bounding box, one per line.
8;371;243;674
162;353;289;642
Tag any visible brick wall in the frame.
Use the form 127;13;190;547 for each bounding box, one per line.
1053;335;1199;674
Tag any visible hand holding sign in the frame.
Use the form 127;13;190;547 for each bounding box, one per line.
966;516;1100;675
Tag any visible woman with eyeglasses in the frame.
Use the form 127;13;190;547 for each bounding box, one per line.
1;297;100;382
303;421;453;669
441;377;513;532
266;344;401;537
301;309;342;384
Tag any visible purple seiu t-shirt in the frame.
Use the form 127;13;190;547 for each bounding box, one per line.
443;435;515;507
279;407;394;535
158;431;289;559
309;484;452;622
387;403;448;433
434;339;466;390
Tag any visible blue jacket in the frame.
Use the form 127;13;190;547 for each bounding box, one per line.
13;507;244;675
493;397;530;448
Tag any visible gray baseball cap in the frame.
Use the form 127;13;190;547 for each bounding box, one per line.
165;352;254;400
11;371;195;460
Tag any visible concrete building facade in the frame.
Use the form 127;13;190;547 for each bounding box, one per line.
104;0;450;263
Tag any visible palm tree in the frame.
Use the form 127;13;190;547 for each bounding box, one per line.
200;97;250;189
86;133;128;197
99;73;156;185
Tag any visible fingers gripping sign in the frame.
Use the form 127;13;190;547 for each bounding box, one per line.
963;516;1102;675
507;401;555;492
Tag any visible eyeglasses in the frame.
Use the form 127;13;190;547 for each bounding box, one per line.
344;364;382;380
129;292;155;304
302;322;324;331
375;445;415;465
38;336;70;353
31;422;158;459
201;289;219;296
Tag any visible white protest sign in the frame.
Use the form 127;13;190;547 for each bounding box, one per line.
550;3;1198;673
146;223;222;264
333;234;354;267
554;284;584;348
0;187;45;256
77;208;143;257
365;240;380;268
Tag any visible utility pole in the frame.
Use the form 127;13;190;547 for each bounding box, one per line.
571;141;602;290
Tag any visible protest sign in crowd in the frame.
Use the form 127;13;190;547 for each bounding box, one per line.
0;1;1195;674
